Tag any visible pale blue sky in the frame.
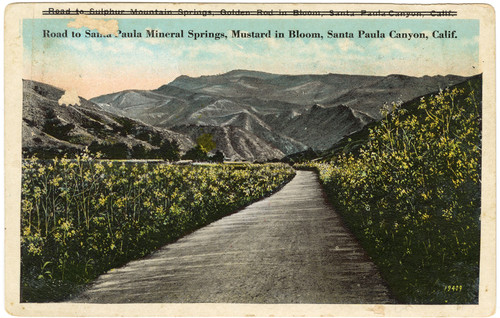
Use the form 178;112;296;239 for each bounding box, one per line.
23;18;479;98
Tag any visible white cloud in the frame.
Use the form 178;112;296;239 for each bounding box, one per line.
67;39;87;51
370;38;412;55
89;39;104;52
139;47;153;56
337;38;363;52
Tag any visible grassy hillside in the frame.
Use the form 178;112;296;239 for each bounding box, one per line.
297;75;482;304
22;80;193;159
318;75;481;160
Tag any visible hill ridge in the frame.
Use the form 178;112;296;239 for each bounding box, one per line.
24;71;473;161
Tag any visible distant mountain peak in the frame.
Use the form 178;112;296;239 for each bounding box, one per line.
223;69;276;77
175;74;191;80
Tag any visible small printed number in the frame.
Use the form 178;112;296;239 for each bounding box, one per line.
445;285;462;292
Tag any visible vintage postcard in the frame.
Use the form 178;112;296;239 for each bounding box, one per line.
4;2;495;317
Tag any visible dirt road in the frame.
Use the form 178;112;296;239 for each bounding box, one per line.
72;170;394;304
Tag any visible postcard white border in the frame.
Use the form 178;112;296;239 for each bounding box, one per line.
4;2;496;317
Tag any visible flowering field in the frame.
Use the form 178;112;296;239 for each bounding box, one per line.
21;156;295;302
296;77;482;304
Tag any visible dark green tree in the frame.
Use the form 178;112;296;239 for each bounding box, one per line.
182;145;208;162
211;150;224;163
131;144;147;158
159;140;180;161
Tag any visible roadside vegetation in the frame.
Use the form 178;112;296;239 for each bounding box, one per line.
296;76;482;304
21;154;295;302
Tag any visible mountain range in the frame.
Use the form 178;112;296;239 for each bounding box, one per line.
22;80;194;158
23;70;470;161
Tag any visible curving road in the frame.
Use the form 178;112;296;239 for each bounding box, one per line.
72;170;394;304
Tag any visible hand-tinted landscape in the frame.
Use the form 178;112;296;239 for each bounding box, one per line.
21;69;481;305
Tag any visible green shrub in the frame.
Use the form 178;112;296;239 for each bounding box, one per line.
310;78;481;304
